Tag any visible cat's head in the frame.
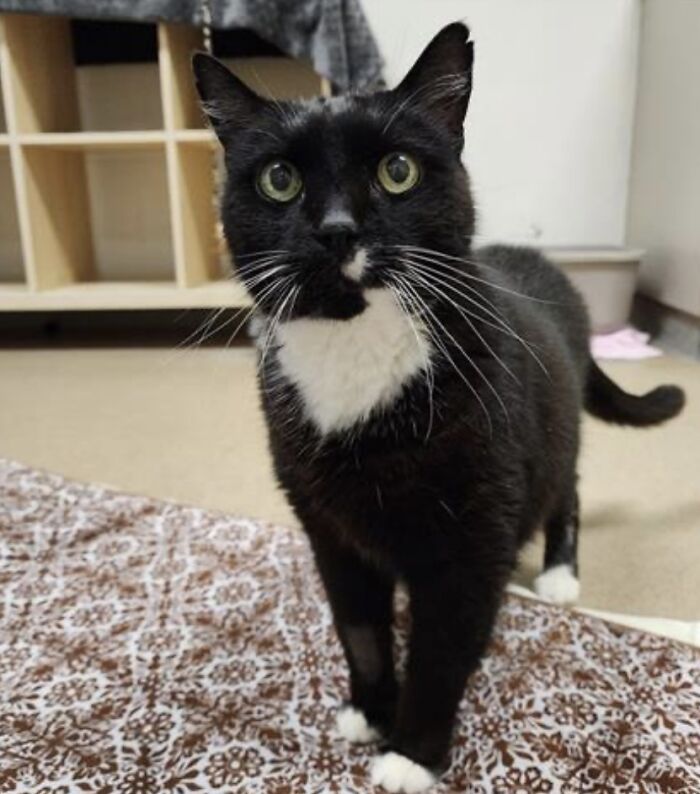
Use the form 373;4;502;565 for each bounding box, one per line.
193;23;475;321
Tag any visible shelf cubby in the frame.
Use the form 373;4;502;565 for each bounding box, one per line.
74;18;163;133
0;14;79;134
1;14;162;134
20;145;94;288
0;11;326;311
19;143;176;287
85;146;174;282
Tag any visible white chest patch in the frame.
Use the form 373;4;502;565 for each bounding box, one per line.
274;288;431;435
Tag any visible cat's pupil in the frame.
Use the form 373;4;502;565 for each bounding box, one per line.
387;155;410;183
269;163;292;191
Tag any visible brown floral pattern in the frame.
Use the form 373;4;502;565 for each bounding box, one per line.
0;459;698;793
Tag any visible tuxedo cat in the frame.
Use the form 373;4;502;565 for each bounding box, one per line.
193;24;684;792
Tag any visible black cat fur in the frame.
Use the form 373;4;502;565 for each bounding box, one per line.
193;23;685;789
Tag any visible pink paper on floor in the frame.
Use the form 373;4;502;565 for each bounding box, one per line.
591;326;662;360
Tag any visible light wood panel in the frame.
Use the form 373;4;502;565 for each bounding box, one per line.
0;279;247;311
159;23;204;130
19;131;167;149
174;129;216;145
0;15;29;288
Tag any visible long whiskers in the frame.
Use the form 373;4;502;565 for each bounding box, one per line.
400;264;520;385
399;256;549;377
385;280;436;442
257;277;299;373
392;274;499;436
204;276;290;350
391;245;557;304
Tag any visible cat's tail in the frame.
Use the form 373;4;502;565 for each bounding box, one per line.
585;359;685;427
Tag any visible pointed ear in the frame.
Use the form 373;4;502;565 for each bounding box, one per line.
394;23;474;147
192;52;267;142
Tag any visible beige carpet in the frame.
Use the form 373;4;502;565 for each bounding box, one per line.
0;345;697;619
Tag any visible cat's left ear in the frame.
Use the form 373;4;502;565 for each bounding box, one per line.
394;23;474;149
192;52;267;143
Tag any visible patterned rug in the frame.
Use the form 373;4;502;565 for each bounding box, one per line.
0;459;698;794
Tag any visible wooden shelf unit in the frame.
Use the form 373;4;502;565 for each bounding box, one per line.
0;13;325;311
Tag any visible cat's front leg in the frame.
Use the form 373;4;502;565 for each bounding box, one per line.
371;560;505;792
307;527;398;741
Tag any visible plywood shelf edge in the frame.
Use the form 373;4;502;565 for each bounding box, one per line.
18;131;168;149
0;279;250;311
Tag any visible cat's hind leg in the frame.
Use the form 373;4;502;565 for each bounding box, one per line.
534;483;581;605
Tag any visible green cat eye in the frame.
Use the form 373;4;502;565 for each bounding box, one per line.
258;160;303;203
377;152;421;195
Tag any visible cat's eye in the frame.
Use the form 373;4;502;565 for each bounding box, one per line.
258;160;303;203
377;153;421;195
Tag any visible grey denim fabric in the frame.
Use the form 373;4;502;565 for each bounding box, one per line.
0;0;384;90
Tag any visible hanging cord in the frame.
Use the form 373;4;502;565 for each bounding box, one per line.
198;0;229;278
200;0;213;53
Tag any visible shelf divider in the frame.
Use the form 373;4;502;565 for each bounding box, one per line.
159;22;224;290
172;142;222;286
158;23;204;131
1;16;41;289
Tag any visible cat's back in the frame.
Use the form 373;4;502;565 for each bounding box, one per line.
475;244;590;375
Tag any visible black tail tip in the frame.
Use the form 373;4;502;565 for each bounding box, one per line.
646;384;686;422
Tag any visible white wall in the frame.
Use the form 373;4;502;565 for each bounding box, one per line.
363;0;640;247
627;0;700;318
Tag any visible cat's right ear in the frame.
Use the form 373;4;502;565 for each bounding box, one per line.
192;52;266;143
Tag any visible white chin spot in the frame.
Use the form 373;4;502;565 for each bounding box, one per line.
342;248;367;282
534;564;580;605
370;752;436;793
336;705;380;744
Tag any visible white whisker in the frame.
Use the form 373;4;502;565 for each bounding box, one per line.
394;275;496;436
387;280;436;442
400;257;550;378
392;245;557;304
401;264;520;386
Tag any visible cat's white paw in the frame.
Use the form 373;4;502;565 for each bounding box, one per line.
370;752;436;793
336;705;380;744
534;563;580;605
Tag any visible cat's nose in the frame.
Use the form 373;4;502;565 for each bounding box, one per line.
313;204;359;252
